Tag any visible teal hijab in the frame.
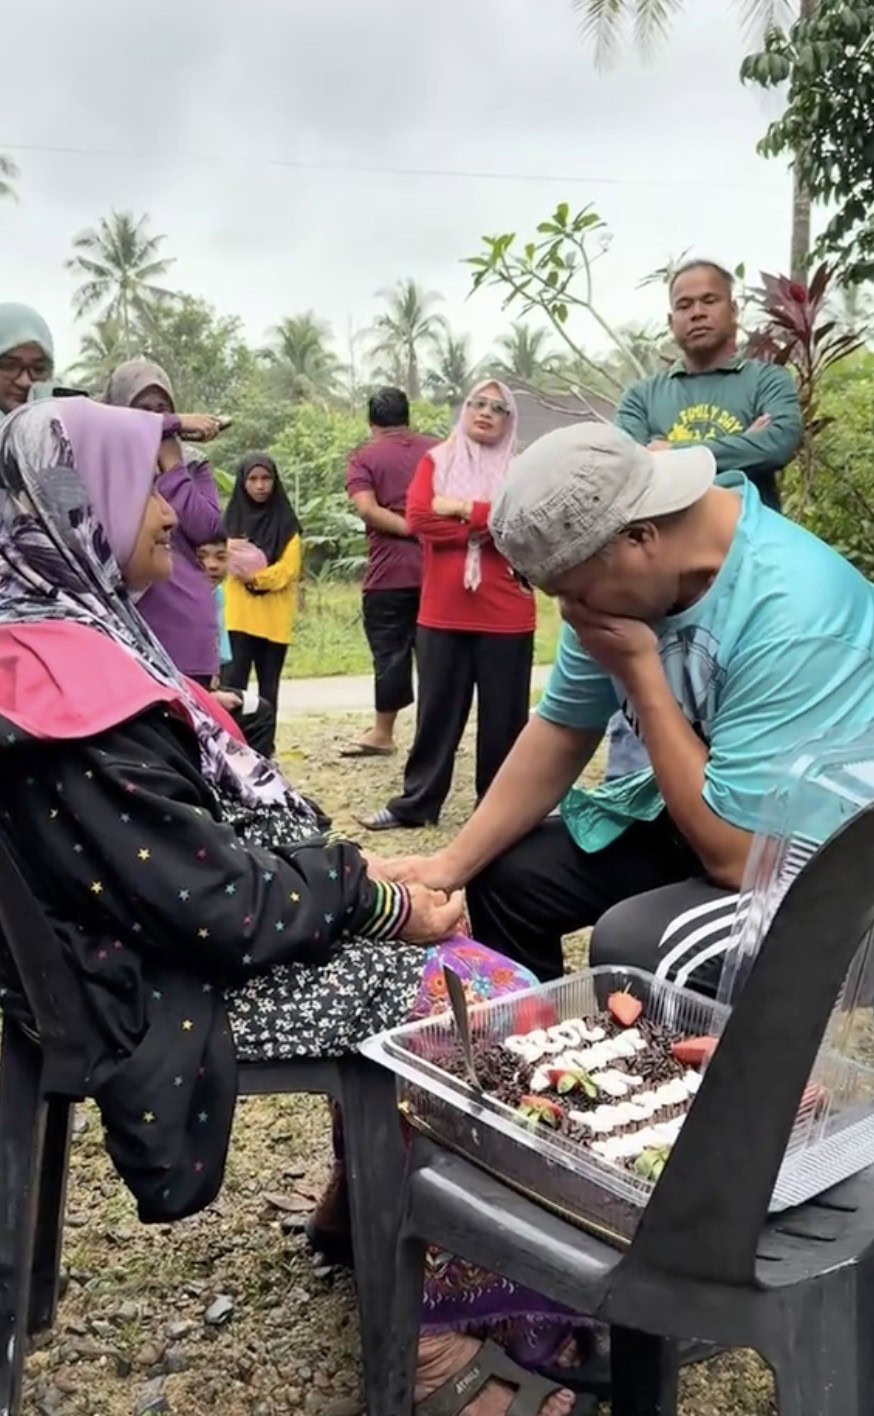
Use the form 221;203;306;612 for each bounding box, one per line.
0;304;55;409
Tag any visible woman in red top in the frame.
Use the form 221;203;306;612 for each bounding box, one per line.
362;379;535;829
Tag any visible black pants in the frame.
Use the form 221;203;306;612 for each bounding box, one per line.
466;814;738;995
362;587;420;714
388;628;534;826
227;632;288;757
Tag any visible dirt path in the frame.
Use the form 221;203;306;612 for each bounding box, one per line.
278;666;551;717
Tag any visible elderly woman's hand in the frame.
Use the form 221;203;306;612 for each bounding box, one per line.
399;883;465;945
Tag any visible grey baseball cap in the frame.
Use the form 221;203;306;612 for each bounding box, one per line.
490;422;716;586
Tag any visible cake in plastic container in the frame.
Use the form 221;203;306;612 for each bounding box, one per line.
362;965;732;1244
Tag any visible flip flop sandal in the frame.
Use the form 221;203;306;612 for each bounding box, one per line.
416;1338;597;1415
339;743;397;758
534;1325;610;1399
303;1216;354;1270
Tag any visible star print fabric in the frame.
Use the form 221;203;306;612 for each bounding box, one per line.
0;707;425;1221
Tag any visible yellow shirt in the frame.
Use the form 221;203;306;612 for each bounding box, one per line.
224;534;302;646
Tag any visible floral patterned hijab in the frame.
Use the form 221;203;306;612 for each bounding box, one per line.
0;400;307;813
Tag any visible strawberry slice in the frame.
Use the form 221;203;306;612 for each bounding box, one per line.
670;1036;719;1067
607;990;643;1027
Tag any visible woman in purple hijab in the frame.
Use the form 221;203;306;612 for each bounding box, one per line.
104;358;224;683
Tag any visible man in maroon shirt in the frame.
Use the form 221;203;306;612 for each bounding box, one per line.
344;388;439;755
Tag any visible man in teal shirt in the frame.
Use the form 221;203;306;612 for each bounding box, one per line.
608;260;803;779
390;424;874;994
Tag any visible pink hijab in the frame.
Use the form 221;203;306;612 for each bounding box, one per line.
432;379;518;591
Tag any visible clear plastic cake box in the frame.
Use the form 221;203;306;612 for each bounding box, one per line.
361;964;874;1246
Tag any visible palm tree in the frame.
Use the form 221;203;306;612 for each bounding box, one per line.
425;331;478;404
0;154;19;202
65;211;175;356
572;0;813;279
67;316;131;393
264;313;340;404
493;323;560;386
369;279;447;401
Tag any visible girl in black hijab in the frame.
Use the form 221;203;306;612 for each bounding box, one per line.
224;453;303;753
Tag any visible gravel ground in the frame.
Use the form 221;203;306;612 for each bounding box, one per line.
19;712;777;1416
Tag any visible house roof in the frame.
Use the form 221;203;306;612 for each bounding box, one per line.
507;384;618;449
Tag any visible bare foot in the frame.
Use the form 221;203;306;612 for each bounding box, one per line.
358;729;395;752
416;1333;575;1415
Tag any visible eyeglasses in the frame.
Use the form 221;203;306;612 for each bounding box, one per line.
0;355;53;382
467;397;511;417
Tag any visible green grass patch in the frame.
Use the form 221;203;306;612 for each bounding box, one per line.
288;582;562;679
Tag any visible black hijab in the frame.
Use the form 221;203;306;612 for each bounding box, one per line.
224;453;302;565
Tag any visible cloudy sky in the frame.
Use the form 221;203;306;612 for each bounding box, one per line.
1;0;793;374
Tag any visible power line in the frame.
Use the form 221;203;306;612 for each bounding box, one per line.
0;141;773;192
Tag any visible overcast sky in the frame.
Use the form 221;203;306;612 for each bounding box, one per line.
1;0;793;374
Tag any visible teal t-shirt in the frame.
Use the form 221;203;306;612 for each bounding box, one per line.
538;474;874;852
214;584;232;667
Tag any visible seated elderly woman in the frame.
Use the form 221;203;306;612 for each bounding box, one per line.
0;402;588;1416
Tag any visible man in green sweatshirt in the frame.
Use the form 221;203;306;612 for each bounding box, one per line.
606;259;802;779
616;260;802;512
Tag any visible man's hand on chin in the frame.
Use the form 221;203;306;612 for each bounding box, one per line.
563;606;659;683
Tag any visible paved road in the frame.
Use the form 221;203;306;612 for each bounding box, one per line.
277;665;551;717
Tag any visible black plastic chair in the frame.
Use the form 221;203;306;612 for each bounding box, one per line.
0;838;404;1416
377;805;874;1415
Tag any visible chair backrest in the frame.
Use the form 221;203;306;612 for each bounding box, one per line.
0;831;92;1095
616;802;874;1288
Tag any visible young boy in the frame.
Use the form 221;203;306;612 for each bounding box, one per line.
196;536;274;757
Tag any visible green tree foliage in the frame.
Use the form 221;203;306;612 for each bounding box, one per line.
492;323;561;386
264;313;340;404
785;353;874;577
467;203;652;401
66;211;175;355
139;295;255;412
742;0;874;283
67;316;130;393
572;0;793;66
425;331;479;404
368;279;448;400
0;154;19;202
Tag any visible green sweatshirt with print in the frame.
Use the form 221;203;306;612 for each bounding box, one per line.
615;356;802;509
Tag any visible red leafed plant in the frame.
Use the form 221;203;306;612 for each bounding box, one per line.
746;264;866;517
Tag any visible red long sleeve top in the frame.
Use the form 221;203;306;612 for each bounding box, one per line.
405;455;536;635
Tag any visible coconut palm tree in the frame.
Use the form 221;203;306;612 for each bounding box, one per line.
0;155;19;202
65;211;175;356
369;279;447;401
572;0;815;278
425;331;479;404
264;312;340;404
493;323;561;386
67;316;131;394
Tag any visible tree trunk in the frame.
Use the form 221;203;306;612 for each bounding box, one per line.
790;0;819;282
407;350;420;402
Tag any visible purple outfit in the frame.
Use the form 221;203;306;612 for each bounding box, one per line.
138;455;223;678
103;360;224;680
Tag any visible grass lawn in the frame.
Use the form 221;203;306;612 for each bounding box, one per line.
20;712;776;1415
288;582;562;679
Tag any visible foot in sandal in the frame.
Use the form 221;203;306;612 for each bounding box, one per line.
415;1333;591;1415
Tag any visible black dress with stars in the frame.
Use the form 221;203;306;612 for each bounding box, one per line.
0;706;424;1221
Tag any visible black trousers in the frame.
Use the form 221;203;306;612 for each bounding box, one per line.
466;814;738;995
388;628;534;826
227;632;288;757
362;587;420;714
